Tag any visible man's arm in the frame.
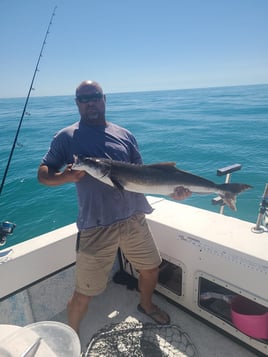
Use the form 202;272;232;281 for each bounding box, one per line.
37;164;85;186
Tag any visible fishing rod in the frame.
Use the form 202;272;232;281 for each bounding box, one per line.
0;6;57;246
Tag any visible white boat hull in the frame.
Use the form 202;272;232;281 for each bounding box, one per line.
0;196;267;355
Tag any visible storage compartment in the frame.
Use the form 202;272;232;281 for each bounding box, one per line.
158;260;182;296
119;250;183;298
198;277;268;341
199;278;233;322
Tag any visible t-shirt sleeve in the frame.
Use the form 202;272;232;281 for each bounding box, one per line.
41;132;72;170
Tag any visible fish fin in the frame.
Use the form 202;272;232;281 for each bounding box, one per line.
110;176;124;190
219;192;237;211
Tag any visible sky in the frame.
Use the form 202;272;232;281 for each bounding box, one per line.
0;0;267;98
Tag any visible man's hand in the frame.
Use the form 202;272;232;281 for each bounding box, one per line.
62;164;86;183
170;186;192;200
38;164;85;186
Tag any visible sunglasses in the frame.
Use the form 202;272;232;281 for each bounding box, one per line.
76;93;104;103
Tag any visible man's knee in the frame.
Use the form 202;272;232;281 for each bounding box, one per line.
75;290;91;300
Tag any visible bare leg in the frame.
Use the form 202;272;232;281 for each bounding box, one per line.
138;267;170;324
67;291;92;333
139;267;159;309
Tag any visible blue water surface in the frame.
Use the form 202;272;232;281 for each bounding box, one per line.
0;84;267;248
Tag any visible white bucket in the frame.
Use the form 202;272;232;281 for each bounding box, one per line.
0;321;81;356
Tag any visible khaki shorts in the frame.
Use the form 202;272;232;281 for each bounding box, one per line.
75;213;161;296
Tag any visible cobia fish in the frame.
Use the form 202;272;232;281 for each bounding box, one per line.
72;156;252;211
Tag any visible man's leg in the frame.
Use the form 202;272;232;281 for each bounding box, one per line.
138;267;170;324
70;225;120;333
120;214;170;324
67;291;92;333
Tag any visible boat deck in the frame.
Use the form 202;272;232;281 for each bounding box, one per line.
53;279;259;356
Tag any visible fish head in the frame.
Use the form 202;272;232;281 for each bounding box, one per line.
72;156;110;179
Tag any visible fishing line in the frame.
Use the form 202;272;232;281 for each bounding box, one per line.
0;5;57;197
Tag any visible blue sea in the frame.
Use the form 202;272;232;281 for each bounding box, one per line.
0;84;267;250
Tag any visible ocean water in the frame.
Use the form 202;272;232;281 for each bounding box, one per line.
0;84;267;249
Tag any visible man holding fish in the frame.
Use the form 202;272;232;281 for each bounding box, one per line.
38;80;191;333
38;80;251;333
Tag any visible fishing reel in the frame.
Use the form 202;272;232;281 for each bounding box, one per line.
0;221;16;246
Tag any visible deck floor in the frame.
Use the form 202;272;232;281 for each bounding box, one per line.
53;280;259;356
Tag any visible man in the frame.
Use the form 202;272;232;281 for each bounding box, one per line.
38;80;191;333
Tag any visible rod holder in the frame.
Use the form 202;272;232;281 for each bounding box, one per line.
252;183;268;233
212;163;242;214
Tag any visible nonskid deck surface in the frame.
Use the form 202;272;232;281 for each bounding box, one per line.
52;281;257;356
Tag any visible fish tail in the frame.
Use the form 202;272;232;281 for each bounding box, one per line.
218;183;253;211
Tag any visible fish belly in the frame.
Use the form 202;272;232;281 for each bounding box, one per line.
123;182;174;195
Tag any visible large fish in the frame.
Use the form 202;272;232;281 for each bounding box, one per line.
72;156;252;211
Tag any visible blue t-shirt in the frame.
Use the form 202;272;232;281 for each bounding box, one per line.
41;121;153;229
